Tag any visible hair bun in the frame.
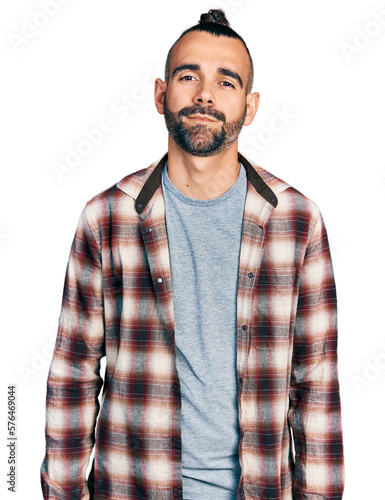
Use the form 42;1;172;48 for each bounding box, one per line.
199;9;230;27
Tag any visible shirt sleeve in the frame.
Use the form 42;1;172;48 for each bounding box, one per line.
288;209;345;499
40;205;105;499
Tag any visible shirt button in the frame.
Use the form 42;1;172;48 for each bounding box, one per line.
157;277;163;283
242;324;248;331
168;329;175;336
258;224;264;230
172;383;179;390
248;272;254;278
137;202;142;208
144;227;152;233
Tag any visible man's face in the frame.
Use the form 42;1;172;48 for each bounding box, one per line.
162;31;252;157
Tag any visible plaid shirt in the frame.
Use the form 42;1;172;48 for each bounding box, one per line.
40;152;344;500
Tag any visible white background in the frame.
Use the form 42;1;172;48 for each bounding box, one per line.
1;0;385;498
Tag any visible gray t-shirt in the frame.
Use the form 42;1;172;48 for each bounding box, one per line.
161;161;247;499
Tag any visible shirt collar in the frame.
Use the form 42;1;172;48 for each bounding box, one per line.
130;152;279;215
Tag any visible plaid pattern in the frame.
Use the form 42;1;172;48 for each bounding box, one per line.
40;152;344;499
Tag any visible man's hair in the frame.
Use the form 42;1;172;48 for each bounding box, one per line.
164;9;254;95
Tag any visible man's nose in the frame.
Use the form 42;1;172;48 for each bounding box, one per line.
193;81;215;106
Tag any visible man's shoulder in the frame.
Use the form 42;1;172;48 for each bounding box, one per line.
247;157;321;220
75;157;161;230
248;158;315;200
250;160;291;197
84;156;160;209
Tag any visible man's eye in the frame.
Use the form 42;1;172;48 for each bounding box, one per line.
221;81;235;88
180;75;195;81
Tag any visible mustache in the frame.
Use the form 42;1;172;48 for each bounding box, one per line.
178;105;225;122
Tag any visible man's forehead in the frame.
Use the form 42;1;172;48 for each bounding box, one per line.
171;31;249;70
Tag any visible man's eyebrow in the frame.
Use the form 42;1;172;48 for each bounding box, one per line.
172;64;243;88
172;64;200;78
217;68;243;89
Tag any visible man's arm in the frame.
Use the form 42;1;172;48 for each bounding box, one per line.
288;209;345;499
40;206;105;499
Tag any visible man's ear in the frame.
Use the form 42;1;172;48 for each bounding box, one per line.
154;78;167;115
243;91;260;126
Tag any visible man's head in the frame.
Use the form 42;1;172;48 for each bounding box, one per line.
154;9;259;157
164;9;254;96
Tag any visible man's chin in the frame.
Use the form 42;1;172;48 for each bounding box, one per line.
179;142;224;157
183;149;220;158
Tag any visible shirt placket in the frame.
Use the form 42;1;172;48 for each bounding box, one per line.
139;187;183;498
236;183;276;499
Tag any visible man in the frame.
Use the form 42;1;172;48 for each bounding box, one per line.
40;8;345;500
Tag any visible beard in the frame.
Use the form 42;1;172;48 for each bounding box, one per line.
163;93;247;157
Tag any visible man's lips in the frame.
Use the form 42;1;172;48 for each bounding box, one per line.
186;114;219;123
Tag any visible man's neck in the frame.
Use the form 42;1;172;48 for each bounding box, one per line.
166;139;241;200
